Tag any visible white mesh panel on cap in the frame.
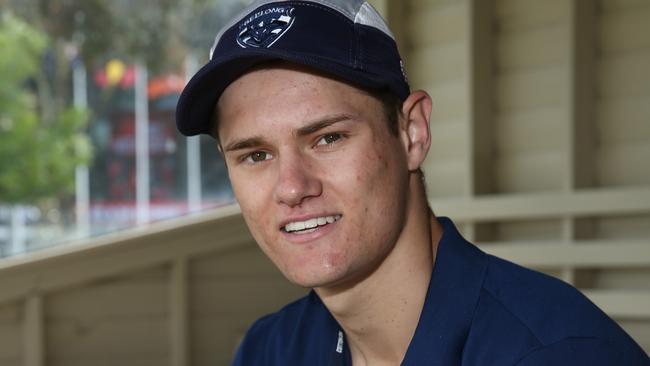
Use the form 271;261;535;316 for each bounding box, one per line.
317;0;394;39
210;0;394;59
355;2;394;39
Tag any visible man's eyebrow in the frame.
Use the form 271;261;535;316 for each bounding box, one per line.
295;114;354;137
223;115;353;152
223;137;267;153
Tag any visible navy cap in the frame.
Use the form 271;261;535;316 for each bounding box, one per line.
176;0;410;137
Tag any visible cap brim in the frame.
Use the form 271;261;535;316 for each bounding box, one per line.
176;49;396;137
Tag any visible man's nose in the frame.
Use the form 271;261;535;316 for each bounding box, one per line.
273;152;322;207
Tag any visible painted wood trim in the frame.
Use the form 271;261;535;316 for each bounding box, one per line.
481;241;650;268
569;0;597;190
584;290;650;319
170;257;189;366
468;0;494;197
0;206;252;305
24;294;44;366
431;186;650;222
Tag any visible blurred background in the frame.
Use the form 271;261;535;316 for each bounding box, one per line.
0;0;648;365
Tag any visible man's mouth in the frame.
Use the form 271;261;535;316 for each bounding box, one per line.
282;215;342;234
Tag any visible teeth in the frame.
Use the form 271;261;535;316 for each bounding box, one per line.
284;215;341;233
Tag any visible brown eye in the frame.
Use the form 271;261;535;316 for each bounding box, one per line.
316;133;342;146
246;151;272;163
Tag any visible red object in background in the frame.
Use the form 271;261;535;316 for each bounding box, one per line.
147;74;185;100
94;69;108;88
94;64;135;89
120;66;136;88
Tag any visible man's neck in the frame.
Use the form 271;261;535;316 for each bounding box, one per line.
316;183;443;365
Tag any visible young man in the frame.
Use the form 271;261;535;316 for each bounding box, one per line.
176;1;649;365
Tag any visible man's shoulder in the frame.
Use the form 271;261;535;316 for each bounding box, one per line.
231;291;339;365
481;253;603;335
464;254;648;365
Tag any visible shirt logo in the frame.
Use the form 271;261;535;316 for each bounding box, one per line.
336;330;344;354
237;6;296;48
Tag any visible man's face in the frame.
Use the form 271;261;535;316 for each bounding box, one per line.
217;64;411;289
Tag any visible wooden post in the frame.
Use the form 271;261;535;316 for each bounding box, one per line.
170;258;189;366
24;294;44;366
562;0;597;284
466;0;495;241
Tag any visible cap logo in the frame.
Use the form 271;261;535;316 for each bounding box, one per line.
237;6;295;48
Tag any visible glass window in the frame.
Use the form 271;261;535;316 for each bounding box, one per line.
0;0;249;257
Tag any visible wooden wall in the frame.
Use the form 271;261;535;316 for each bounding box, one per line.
0;1;648;365
0;208;306;366
400;0;650;352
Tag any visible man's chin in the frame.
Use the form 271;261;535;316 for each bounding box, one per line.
282;269;347;290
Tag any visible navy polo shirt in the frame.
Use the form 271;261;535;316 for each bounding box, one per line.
232;217;649;365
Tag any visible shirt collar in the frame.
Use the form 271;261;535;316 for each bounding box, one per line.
401;216;488;365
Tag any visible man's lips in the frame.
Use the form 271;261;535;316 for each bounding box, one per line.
280;214;342;234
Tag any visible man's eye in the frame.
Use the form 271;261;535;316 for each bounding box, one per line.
316;133;342;146
245;151;272;163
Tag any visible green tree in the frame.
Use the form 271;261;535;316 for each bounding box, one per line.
0;13;91;204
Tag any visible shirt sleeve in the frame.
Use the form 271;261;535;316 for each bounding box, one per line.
514;337;650;366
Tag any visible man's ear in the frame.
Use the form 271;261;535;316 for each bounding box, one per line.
399;90;432;171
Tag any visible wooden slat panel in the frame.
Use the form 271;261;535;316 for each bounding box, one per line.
495;152;564;193
406;1;467;47
493;219;563;242
0;207;251;304
584;290;650;318
591;268;650;290
191;245;276;279
46;317;169;360
45;267;168;320
497;25;569;71
599;0;650;13
495;108;567;154
48;357;169;366
44;267;169;365
190;275;305;366
428;121;468;161
409;42;467;84
496;66;567;111
423;159;469;198
599;8;650;53
495;0;569;31
595;214;650;239
408;0;457;13
481;241;650;267
423;81;469;122
597;144;650;186
191;278;305;317
597;96;650;144
0;302;22;366
431;186;650;221
597;50;650;98
190;246;306;365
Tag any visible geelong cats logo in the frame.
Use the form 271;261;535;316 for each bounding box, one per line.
237;6;296;48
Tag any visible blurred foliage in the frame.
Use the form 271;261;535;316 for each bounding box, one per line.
0;14;91;204
0;0;248;204
0;0;249;71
